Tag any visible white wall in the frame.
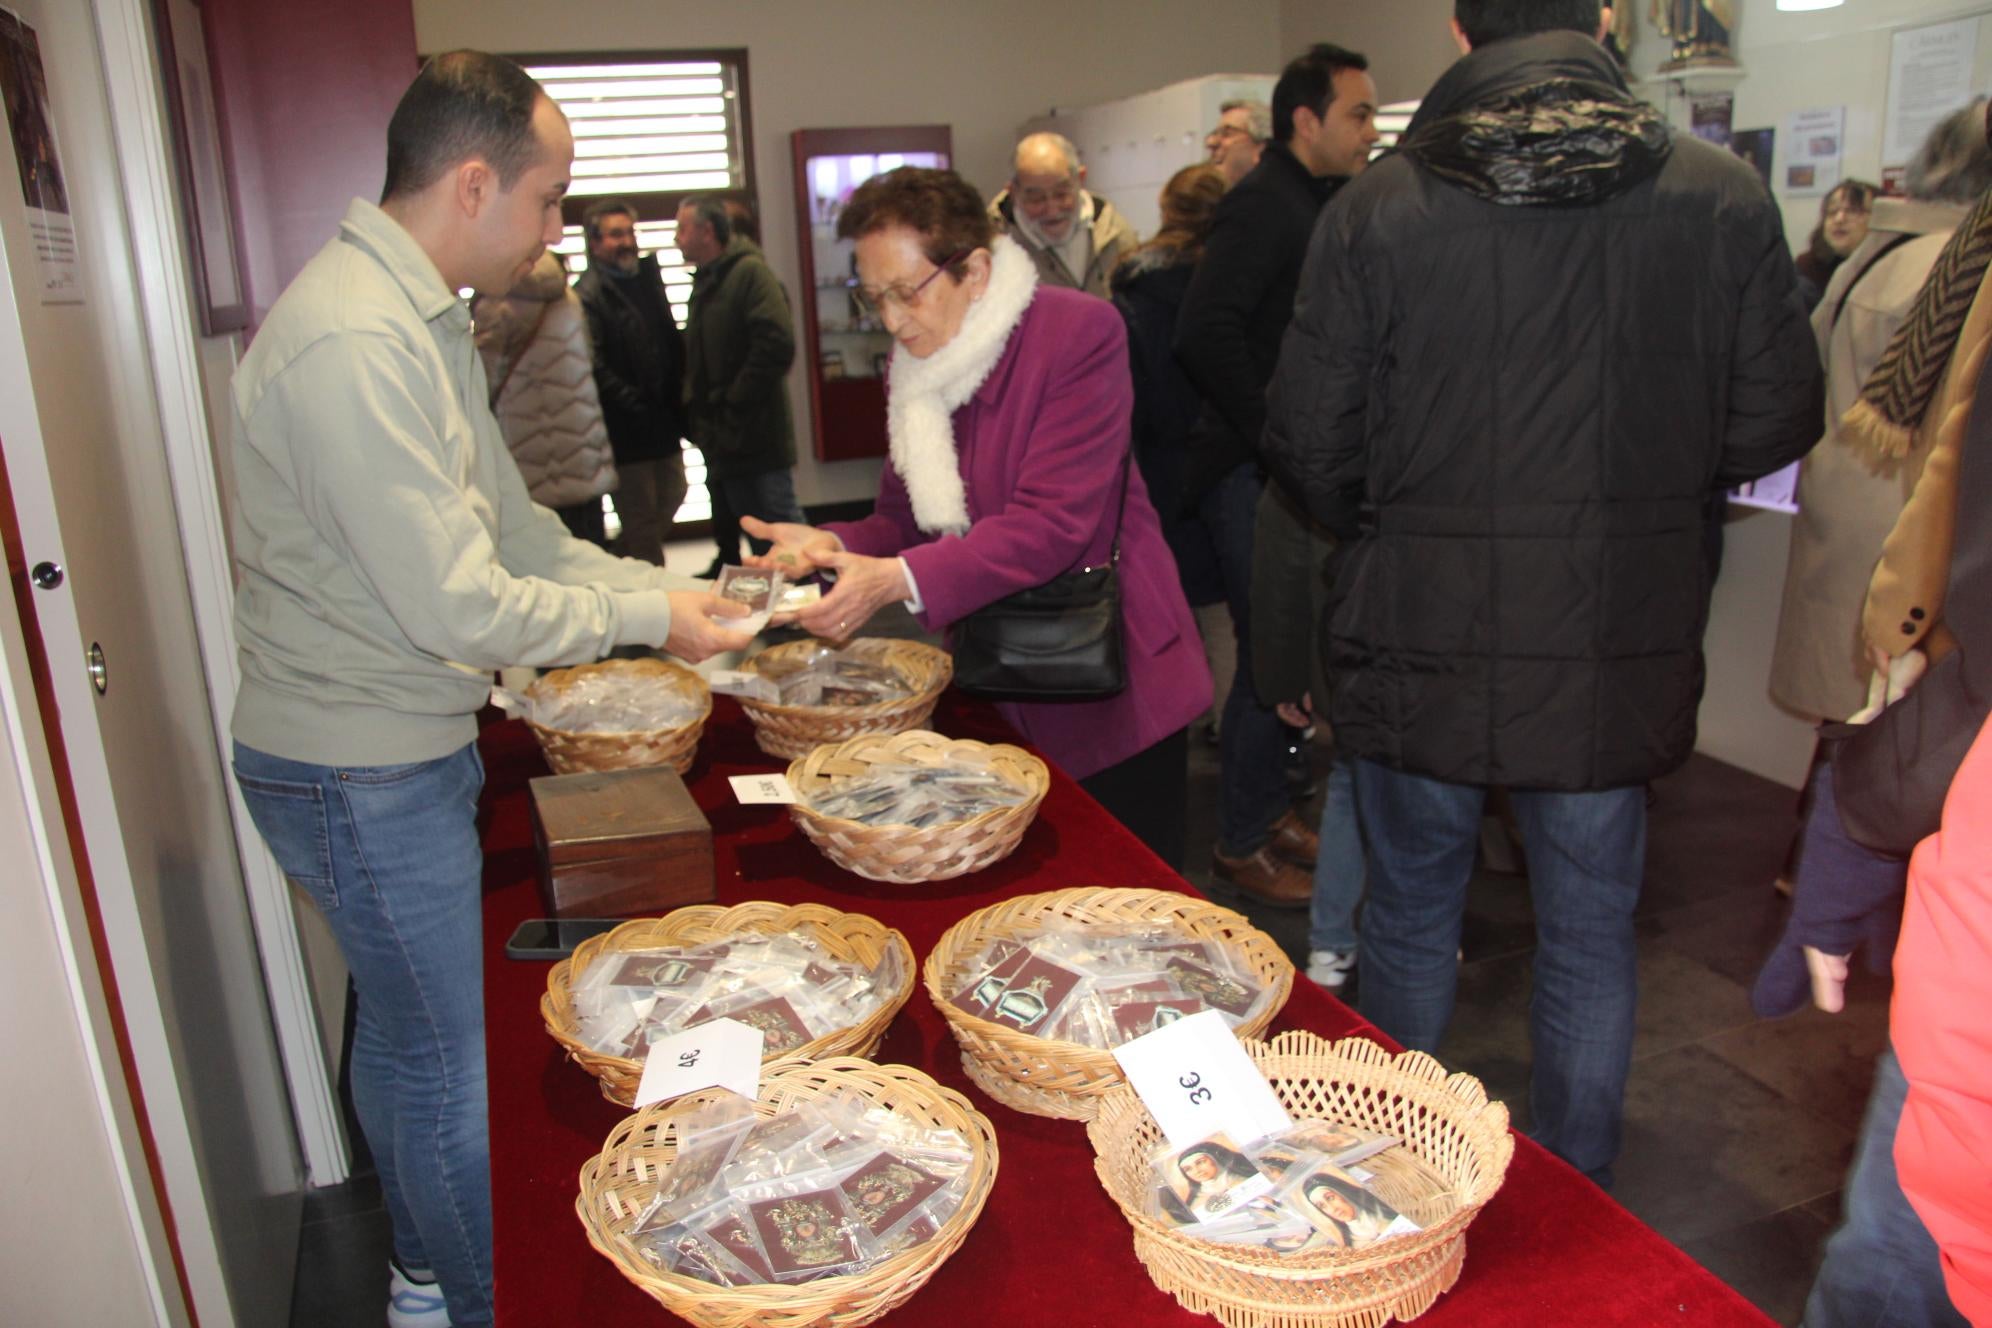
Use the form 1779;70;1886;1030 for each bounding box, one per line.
413;0;1284;506
1279;0;1458;105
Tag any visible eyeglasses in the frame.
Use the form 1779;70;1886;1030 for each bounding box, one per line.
1207;124;1253;143
849;250;971;316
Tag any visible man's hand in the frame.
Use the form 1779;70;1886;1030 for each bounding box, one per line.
740;516;839;576
663;591;755;662
1276;692;1314;729
794;551;910;641
1804;946;1852;1014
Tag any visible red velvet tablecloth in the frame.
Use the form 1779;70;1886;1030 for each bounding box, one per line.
480;694;1771;1327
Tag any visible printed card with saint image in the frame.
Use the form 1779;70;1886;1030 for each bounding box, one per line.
686;994;814;1056
1154;1132;1275;1226
604;951;720;990
1286;1162;1422;1249
949;942;1031;1018
976;951;1086;1035
747;1189;867;1278
701;1210;777;1282
837;1150;947;1233
1163;956;1259;1018
1112;997;1206;1042
879;1210;940;1255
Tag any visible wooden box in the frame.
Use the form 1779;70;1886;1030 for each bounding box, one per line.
528;766;714;918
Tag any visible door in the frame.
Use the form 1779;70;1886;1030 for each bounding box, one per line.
0;0;302;1323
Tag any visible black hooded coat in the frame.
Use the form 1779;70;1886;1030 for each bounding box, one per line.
1262;31;1822;789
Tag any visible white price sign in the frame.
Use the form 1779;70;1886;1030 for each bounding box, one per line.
728;773;798;805
633;1017;764;1107
1110;1009;1292;1150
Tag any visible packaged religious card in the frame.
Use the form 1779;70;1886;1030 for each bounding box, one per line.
630;1085;976;1287
1152;1134;1276;1226
493;667;703;734
801;755;1028;827
944;922;1274;1049
715;566;786;637
569;928;904;1059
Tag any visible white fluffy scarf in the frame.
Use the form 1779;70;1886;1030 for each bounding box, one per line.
887;234;1038;535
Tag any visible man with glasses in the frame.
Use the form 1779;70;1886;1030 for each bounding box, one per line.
676;193;807;566
987;131;1137;298
1206;99;1272;188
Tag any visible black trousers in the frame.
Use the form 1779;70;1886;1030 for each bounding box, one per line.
1078;725;1190;872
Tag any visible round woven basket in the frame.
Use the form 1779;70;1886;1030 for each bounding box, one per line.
577;1056;1001;1328
736;638;952;759
544;903;916;1108
922;887;1295;1120
785;731;1050;884
524;657;710;776
1088;1033;1515;1328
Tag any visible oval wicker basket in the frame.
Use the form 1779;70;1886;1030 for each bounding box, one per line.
1087;1032;1514;1328
577;1056;1001;1328
922;887;1295;1120
544;903;916;1108
785;731;1050;884
524;657;711;775
735;638;953;759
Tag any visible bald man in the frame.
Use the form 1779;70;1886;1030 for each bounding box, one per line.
986;131;1137;298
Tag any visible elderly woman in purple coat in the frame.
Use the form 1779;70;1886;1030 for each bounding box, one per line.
743;166;1210;866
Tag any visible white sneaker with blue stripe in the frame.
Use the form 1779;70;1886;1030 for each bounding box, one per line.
387;1260;451;1328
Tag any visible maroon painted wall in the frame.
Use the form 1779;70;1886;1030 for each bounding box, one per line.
201;0;418;326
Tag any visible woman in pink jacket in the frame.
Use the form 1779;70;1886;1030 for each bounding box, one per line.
745;167;1210;866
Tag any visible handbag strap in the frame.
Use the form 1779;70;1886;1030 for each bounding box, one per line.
1105;443;1132;569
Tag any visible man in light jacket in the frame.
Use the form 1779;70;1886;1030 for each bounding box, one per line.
227;53;749;1328
987;132;1138;298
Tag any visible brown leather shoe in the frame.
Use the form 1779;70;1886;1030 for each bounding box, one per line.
1211;846;1312;909
1265;808;1319;867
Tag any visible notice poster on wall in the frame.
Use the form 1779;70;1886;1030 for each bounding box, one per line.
1782;106;1844;198
1731;128;1775;193
0;7;79;302
1885;17;1980;171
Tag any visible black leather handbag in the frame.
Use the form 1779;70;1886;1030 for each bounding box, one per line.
950;450;1131;702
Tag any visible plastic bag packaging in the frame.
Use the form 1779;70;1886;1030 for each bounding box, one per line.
803;757;1028;827
492;670;701;734
747;645;917;708
733;1166;882;1283
715;567;786;637
944;922;1272;1048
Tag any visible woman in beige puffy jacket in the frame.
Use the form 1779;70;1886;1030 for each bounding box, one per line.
472;252;618;544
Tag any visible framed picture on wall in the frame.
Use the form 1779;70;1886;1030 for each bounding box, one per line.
153;0;248;334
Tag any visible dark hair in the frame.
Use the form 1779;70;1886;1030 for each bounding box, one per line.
1121;164;1226;274
583;197;637;243
1302;1170;1394;1224
381;51;547;203
1453;0;1602;48
837;167;995;271
1176;1142;1259;1198
1804;179;1877;268
723;198;759;245
1271;44;1370;145
680;194;733;247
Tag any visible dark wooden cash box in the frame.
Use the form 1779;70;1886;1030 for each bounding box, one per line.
528;766;715;918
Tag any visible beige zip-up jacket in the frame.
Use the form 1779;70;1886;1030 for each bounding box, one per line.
231;199;695;766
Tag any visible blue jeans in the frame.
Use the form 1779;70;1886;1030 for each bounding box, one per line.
233;741;492;1327
1309;755;1364;953
1353;759;1645;1185
1198;463;1292;857
1805;1048;1967;1328
709;467;806;562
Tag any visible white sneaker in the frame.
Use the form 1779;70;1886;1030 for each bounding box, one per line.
1306;949;1356;989
387;1261;451;1328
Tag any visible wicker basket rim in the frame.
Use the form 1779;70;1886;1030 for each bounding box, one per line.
524;658;712;739
735;639;952;718
784;732;1050;835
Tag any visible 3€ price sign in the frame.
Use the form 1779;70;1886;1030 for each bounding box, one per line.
1110;1009;1293;1150
633;1017;764;1108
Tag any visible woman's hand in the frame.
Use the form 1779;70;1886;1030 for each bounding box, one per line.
795;551;910;641
740;516;839;576
1276;693;1314;729
663;590;756;662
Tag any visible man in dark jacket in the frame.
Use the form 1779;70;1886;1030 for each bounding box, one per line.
574;198;688;566
1175;43;1379;910
677;194;805;568
1262;0;1823;1186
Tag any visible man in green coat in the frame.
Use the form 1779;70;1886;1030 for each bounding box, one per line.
676;195;806;568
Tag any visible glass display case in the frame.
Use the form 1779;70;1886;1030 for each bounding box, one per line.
790;126;951;462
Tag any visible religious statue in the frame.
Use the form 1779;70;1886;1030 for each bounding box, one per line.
1651;0;1738;70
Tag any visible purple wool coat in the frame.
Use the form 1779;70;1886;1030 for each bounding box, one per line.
826;286;1211;780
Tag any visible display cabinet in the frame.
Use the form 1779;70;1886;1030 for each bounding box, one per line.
790;126;951;462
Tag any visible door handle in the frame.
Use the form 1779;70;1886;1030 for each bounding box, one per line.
31;560;62;590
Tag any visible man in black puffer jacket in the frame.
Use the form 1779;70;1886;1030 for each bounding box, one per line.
1263;0;1821;1187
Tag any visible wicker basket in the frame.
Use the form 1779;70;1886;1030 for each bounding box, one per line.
544;903;916;1108
577;1056;1001;1328
524;657;710;775
735;638;952;759
1088;1033;1515;1328
922;887;1295;1120
785;731;1050;884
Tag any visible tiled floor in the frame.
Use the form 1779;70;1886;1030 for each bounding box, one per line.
290;553;1886;1326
